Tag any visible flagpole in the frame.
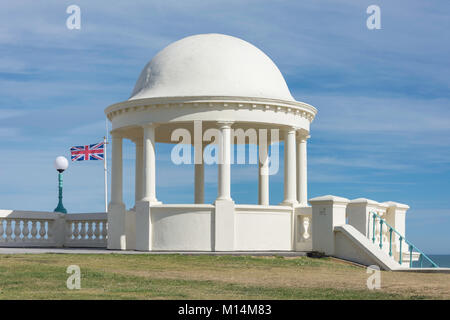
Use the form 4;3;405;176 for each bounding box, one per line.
104;120;109;213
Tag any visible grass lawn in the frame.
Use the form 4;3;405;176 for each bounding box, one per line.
0;253;448;299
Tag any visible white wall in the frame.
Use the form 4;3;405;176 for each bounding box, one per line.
151;205;214;251
235;205;292;251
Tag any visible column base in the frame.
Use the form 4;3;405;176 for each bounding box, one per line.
140;198;162;206
280;200;298;206
216;196;232;201
296;202;309;207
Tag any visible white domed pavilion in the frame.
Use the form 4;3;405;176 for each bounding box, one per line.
105;33;317;251
0;34;428;270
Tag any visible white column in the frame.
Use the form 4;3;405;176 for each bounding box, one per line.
297;134;309;206
194;143;205;204
258;140;269;206
142;124;160;204
110;133;123;206
282;127;297;205
217;121;233;201
134;138;143;203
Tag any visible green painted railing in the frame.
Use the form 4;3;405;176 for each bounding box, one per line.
370;212;439;268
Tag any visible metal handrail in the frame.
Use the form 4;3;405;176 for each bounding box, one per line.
370;212;439;268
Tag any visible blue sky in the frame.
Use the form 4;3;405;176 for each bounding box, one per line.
0;0;449;253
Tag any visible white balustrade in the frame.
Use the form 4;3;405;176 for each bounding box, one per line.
64;213;107;248
295;207;313;251
0;213;54;246
0;210;107;248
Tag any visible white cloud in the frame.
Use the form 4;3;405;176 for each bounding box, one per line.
310;156;414;171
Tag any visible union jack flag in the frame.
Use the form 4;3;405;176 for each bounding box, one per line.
70;142;105;161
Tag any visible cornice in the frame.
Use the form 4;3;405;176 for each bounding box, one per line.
104;96;317;123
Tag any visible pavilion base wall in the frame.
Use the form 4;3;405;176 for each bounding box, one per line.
234;205;293;251
214;200;235;251
152;205;214;251
119;203;309;252
99;194;414;271
134;201;151;251
125;209;136;250
107;203;126;250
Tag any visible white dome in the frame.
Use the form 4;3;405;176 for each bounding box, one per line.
130;33;295;102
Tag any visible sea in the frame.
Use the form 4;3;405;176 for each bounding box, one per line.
419;255;450;268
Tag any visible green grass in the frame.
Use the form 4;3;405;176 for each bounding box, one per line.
0;253;446;299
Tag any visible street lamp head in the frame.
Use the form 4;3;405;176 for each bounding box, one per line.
54;156;68;213
54;156;69;173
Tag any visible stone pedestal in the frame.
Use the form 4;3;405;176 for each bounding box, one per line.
135;201;152;251
214;199;235;251
107;203;126;250
347;198;384;239
309;195;349;255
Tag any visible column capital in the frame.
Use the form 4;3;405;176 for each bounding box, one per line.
294;128;310;139
132;137;143;145
217;120;234;129
283;126;297;133
297;134;310;142
110;131;123;139
142;122;160;129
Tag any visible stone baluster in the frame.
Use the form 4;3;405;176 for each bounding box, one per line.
39;221;46;240
302;216;311;240
14;220;22;242
30;220;38;240
87;222;94;240
73;222;80;240
6;220;13;241
22;220;30;241
79;222;86;240
94;221;101;240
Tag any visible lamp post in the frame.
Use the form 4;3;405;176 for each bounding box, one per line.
54;156;69;214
